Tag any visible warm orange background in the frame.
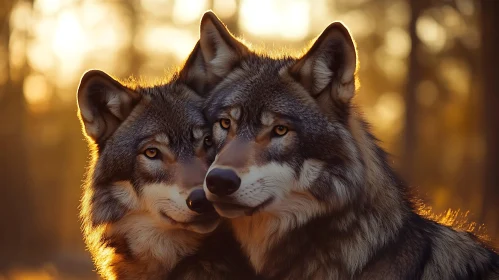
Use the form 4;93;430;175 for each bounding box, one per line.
0;0;497;279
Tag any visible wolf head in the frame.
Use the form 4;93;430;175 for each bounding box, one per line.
193;12;365;222
77;66;219;234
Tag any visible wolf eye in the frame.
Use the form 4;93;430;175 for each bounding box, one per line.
273;125;288;136
204;135;213;147
219;118;231;130
144;148;159;159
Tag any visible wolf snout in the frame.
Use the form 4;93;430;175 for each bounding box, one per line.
205;168;241;196
186;189;215;213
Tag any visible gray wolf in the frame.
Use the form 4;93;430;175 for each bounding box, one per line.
189;11;499;279
76;55;254;279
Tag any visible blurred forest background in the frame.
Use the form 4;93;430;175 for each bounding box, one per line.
0;0;498;279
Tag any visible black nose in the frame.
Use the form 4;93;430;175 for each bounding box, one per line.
205;168;241;196
186;189;215;213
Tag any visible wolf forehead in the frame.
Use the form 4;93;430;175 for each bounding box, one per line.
203;56;320;123
103;84;207;151
137;83;207;132
99;83;210;160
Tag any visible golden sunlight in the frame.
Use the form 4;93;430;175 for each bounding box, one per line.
52;10;86;63
8;30;27;72
35;0;66;15
1;0;498;278
27;40;55;73
416;14;447;53
6;269;55;280
337;10;375;39
374;48;407;83
140;0;170;17
173;0;208;24
136;24;198;60
213;0;237;18
384;27;411;59
373;92;405;132
439;58;470;100
239;0;310;41
81;2;131;51
23;73;51;112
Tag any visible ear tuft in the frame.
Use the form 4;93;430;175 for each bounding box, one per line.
290;22;358;104
77;70;141;144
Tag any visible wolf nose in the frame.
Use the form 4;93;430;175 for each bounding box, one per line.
205;168;241;196
186;189;215;213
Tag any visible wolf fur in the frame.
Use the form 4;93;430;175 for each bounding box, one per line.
190;11;499;280
77;56;254;279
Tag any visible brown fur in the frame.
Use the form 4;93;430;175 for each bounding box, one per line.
77;63;255;279
191;11;499;280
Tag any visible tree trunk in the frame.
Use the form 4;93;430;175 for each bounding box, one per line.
0;0;38;267
480;0;499;245
402;0;424;183
124;0;142;76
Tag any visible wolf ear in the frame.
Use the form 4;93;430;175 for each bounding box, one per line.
290;22;358;104
77;70;141;144
180;11;249;93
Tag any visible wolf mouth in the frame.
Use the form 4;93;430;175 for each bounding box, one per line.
212;197;275;216
159;211;219;227
245;197;275;216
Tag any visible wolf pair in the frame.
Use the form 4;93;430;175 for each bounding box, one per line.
77;11;499;280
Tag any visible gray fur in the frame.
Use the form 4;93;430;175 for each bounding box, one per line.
196;11;499;280
77;66;255;279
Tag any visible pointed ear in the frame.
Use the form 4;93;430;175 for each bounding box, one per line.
77;70;141;144
290;22;358;104
179;11;249;93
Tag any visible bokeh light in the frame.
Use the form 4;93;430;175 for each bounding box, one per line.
240;0;310;41
1;0;496;278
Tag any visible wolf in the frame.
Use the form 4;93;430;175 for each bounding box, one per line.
186;11;499;279
77;53;255;279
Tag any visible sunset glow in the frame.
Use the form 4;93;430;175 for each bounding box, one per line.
240;0;310;41
2;0;495;278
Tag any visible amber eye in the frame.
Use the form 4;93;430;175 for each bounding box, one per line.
273;125;289;136
204;135;213;147
219;118;231;129
144;148;159;159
